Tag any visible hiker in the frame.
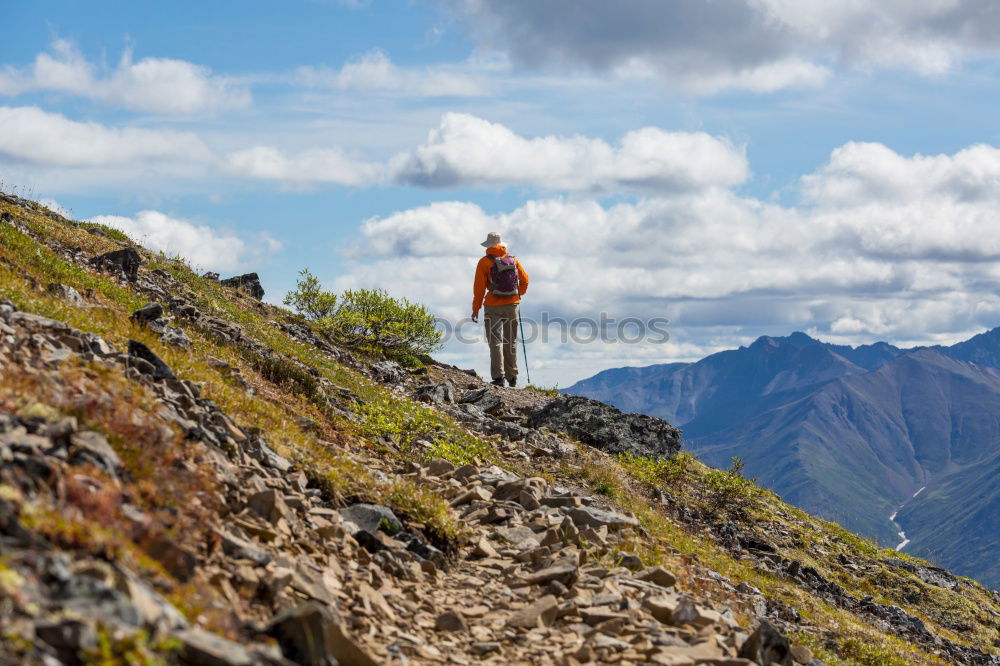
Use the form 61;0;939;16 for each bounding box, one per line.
472;232;529;387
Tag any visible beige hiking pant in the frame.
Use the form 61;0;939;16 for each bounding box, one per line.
484;303;519;381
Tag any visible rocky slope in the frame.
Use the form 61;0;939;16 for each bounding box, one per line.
1;194;999;665
566;332;1000;589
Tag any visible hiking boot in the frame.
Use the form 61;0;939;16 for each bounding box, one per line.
507;378;518;387
491;378;505;387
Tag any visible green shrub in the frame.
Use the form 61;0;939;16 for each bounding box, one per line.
593;479;617;497
331;287;442;355
393;352;425;370
702;456;763;509
284;269;442;357
283;269;338;321
617;451;692;485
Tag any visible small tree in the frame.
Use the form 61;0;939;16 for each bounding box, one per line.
284;270;442;357
283;269;337;321
333;288;442;355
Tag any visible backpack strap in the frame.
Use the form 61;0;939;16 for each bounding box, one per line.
493;254;516;269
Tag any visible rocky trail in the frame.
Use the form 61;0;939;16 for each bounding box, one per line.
1;194;999;665
0;297;775;666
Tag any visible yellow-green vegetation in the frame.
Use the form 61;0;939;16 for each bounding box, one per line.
0;561;24;597
525;384;561;397
558;445;998;664
791;630;922;666
352;393;496;465
700;456;770;512
0;199;479;548
82;627;180;666
617;450;694;485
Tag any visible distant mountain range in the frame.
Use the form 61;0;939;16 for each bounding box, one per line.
566;328;1000;589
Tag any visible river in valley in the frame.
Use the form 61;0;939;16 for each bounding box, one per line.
889;485;926;551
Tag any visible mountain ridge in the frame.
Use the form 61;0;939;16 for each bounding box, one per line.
2;193;999;664
567;329;1000;588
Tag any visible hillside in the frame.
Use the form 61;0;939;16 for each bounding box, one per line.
566;333;1000;589
1;194;999;665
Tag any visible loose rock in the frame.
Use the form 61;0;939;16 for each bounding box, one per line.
739;620;792;666
507;594;559;629
220;273;265;300
90;248;142;281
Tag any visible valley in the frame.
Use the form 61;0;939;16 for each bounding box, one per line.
568;333;1000;589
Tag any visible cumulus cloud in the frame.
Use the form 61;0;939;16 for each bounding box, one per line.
89;211;281;273
390;113;748;192
9;108;746;194
220;113;745;192
339;139;1000;384
0;40;250;114
446;0;1000;93
804;142;1000;262
0;106;211;167
297;49;488;97
803;141;1000;205
225;146;381;186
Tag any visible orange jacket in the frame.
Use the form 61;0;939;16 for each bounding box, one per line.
473;245;529;317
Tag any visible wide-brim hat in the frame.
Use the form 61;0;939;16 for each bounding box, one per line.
480;231;503;247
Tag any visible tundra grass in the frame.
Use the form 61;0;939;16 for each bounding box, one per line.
566;447;999;661
0;200;469;543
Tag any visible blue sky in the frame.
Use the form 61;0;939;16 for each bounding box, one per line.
4;1;1000;385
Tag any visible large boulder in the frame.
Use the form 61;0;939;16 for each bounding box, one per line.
131;302;164;326
527;395;681;459
458;388;503;414
220;273;265;300
885;557;959;590
339;503;402;537
370;360;406;384
90;248;142;281
266;602;378;666
126;340;176;380
739;619;792;665
413;380;455;406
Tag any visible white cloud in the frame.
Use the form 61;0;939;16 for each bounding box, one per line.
804;141;1000;261
803;141;1000;205
222;113;746;192
297;49;488;97
447;0;1000;93
613;55;831;94
678;58;831;95
0;106;211;167
338;139;1000;384
351;201;495;258
224;146;381;186
89;210;281;273
749;0;978;74
390;113;748;192
0;40;250;114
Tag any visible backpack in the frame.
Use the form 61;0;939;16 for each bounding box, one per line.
489;255;519;296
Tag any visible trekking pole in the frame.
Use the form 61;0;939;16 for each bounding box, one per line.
518;309;531;386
